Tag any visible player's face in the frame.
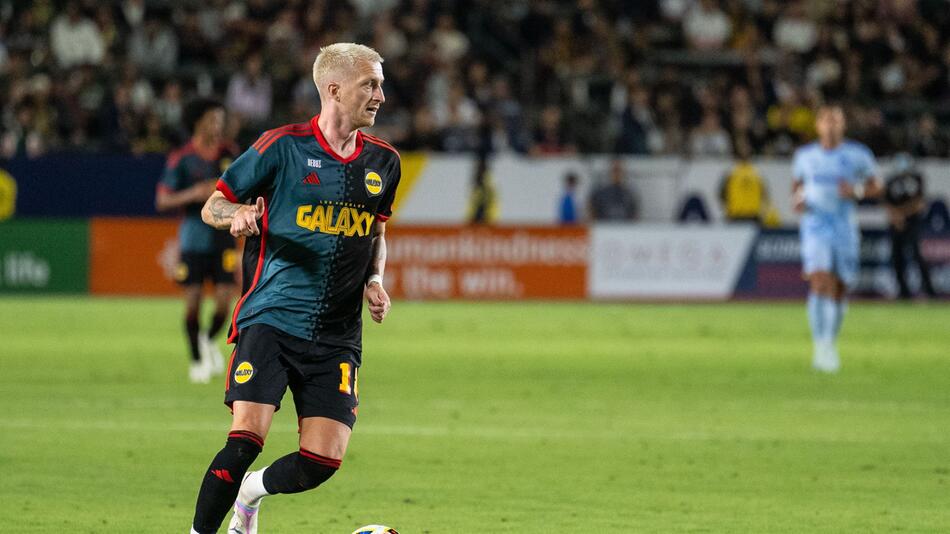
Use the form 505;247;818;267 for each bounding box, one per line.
340;61;385;128
816;107;845;146
198;108;225;143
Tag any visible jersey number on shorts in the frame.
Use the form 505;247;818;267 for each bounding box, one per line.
338;362;359;397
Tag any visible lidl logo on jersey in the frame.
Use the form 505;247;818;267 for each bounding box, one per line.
307;158;322;168
364;170;382;196
296;203;375;237
234;361;254;384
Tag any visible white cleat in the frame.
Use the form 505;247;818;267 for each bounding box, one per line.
228;472;264;534
201;332;226;376
189;361;212;384
812;342;840;374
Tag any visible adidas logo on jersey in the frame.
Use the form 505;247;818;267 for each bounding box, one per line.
302;172;321;185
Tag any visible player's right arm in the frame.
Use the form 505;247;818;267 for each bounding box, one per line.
791;149;806;213
155;152;216;212
200;131;279;235
201;192;265;236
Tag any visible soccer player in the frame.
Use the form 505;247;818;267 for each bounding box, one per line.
156;98;238;384
792;103;881;373
190;43;399;534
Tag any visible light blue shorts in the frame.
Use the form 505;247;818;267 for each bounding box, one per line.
800;231;860;287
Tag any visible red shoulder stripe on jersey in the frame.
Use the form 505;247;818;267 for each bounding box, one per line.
252;123;310;152
165;142;196;169
216;179;239;203
362;135;400;158
362;133;398;152
257;126;311;154
227;199;268;344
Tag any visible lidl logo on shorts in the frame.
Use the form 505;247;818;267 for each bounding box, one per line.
234;361;254;384
364;170;382;196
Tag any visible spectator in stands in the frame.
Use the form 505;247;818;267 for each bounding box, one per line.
773;2;818;54
468;155;497;225
558;172;581;225
127;15;179;77
225;52;272;127
589;160;637;221
909;113;949;158
683;0;732;50
690;112;732;157
531;105;576;156
50;2;105;69
615;87;660;155
1;101;46;159
719;145;768;224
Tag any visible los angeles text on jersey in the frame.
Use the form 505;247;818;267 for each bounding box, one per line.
295;201;375;237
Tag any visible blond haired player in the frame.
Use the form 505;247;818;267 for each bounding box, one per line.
189;43;400;534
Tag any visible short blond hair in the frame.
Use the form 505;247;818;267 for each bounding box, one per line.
312;43;383;99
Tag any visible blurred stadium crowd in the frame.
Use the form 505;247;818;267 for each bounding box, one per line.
2;0;950;159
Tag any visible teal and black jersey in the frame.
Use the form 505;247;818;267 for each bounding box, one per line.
217;115;401;350
160;141;238;253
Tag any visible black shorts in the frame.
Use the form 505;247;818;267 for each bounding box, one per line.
176;249;237;286
224;323;360;428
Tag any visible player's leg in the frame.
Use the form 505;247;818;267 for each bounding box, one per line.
192;324;291;534
231;351;358;531
192;401;274;534
802;232;837;369
202;282;235;375
890;228;911;299
183;284;210;383
907;221;937;297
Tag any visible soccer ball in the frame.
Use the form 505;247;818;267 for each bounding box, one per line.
352;526;398;534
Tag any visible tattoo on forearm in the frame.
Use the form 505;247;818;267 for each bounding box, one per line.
208;197;241;227
370;234;387;277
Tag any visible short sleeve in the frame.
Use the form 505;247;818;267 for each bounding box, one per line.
217;138;279;203
375;158;401;222
791;149;806;182
859;145;879;181
159;157;184;193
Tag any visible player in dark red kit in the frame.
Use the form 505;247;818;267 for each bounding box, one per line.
156;98;238;384
189;44;399;533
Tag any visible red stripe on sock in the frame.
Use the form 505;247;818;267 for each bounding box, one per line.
228;430;265;448
299;448;342;469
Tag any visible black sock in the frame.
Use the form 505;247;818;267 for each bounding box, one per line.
185;313;201;362
208;310;228;339
192;431;264;533
262;448;340;495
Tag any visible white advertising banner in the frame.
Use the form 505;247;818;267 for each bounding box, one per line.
588;225;758;299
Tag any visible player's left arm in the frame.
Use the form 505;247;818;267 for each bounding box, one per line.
839;145;883;200
364;220;390;324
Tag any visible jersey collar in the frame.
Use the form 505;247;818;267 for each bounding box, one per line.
310;114;363;164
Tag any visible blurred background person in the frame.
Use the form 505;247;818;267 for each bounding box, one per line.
589;159;637;221
154;98;237;383
884;154;937;300
558;171;581;225
468;154;497;225
719;145;769;225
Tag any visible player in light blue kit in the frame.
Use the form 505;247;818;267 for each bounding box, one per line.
792;103;881;373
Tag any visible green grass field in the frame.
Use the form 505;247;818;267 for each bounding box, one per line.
2;297;950;533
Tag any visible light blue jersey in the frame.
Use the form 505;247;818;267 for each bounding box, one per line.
793;140;877;285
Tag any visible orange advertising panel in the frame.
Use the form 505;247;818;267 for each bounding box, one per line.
384;226;588;299
90;217;184;295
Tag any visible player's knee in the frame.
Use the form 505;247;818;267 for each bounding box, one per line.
226;430;265;460
294;448;341;491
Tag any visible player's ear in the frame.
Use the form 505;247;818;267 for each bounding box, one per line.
327;82;341;102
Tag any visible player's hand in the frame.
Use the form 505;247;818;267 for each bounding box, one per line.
838;180;854;198
365;281;391;324
230;197;265;237
793;190;806;213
